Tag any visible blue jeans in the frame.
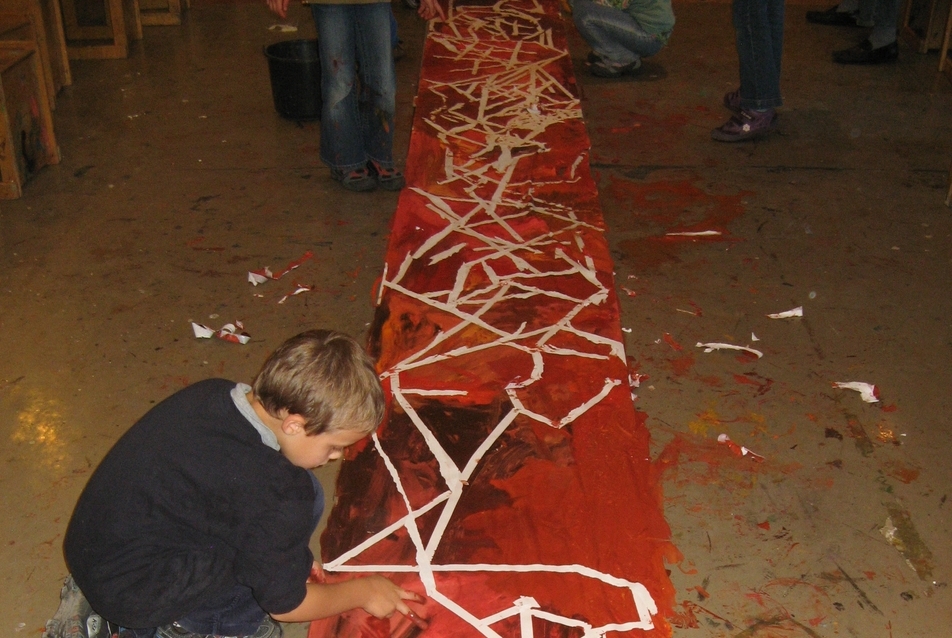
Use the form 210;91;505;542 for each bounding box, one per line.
169;474;325;636
733;0;784;110
572;0;666;67
310;2;397;173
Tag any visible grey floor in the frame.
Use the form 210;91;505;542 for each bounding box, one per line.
2;0;951;636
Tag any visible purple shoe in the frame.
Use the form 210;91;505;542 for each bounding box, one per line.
723;89;741;113
711;109;778;142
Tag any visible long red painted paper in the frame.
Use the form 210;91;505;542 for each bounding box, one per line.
309;0;674;636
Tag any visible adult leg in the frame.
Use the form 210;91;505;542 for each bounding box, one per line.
869;0;901;47
832;0;900;62
572;0;663;67
353;2;402;187
311;4;368;175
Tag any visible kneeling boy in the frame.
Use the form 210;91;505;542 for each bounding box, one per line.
48;330;422;638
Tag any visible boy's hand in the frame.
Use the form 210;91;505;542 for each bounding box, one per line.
266;0;292;18
418;0;446;21
358;575;427;624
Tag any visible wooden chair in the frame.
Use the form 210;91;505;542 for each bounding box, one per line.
901;0;952;52
60;0;142;59
0;2;71;109
0;42;61;198
139;0;189;26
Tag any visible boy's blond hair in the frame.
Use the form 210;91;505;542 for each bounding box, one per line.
252;330;384;435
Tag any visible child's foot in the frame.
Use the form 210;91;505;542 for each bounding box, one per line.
723;88;741;113
711;109;778;142
330;167;378;192
42;575;108;638
589;56;641;78
368;160;405;191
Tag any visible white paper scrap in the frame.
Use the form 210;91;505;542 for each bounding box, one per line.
751;333;760;342
192;320;250;345
666;230;722;237
833;381;879;403
278;285;313;304
248;268;272;286
767;306;803;319
192;322;215;339
696;342;763;358
218;322;251;345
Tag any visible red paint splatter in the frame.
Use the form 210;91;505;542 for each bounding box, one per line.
612;179;750;270
669;353;696;377
757;520;771;531
662;333;682;351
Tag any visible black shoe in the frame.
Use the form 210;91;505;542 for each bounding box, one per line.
833;39;898;64
806;5;859;26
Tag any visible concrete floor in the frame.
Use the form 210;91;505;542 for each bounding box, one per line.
1;0;950;636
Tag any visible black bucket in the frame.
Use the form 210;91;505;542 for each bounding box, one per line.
265;39;322;121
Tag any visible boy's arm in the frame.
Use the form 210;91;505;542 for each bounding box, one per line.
270;575;425;623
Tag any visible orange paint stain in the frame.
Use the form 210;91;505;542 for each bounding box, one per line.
882;460;920;484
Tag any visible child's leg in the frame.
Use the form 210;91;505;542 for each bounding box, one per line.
310;3;366;174
158;476;323;638
164;587;274;637
572;0;664;66
354;2;398;169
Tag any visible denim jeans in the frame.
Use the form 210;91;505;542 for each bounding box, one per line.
840;0;900;42
310;2;397;173
572;0;666;67
733;0;784;110
166;473;325;636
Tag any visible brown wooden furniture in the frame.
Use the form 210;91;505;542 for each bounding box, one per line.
139;0;188;26
901;0;952;52
0;43;60;198
0;2;72;109
36;0;72;91
60;0;142;59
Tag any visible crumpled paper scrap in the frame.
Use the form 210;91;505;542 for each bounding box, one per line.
718;433;765;462
192;320;251;345
767;306;803;319
248;250;314;285
278;284;313;304
696;342;763;358
833;381;879;403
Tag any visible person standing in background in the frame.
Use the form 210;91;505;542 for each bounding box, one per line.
711;0;784;142
267;0;444;192
806;0;900;64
